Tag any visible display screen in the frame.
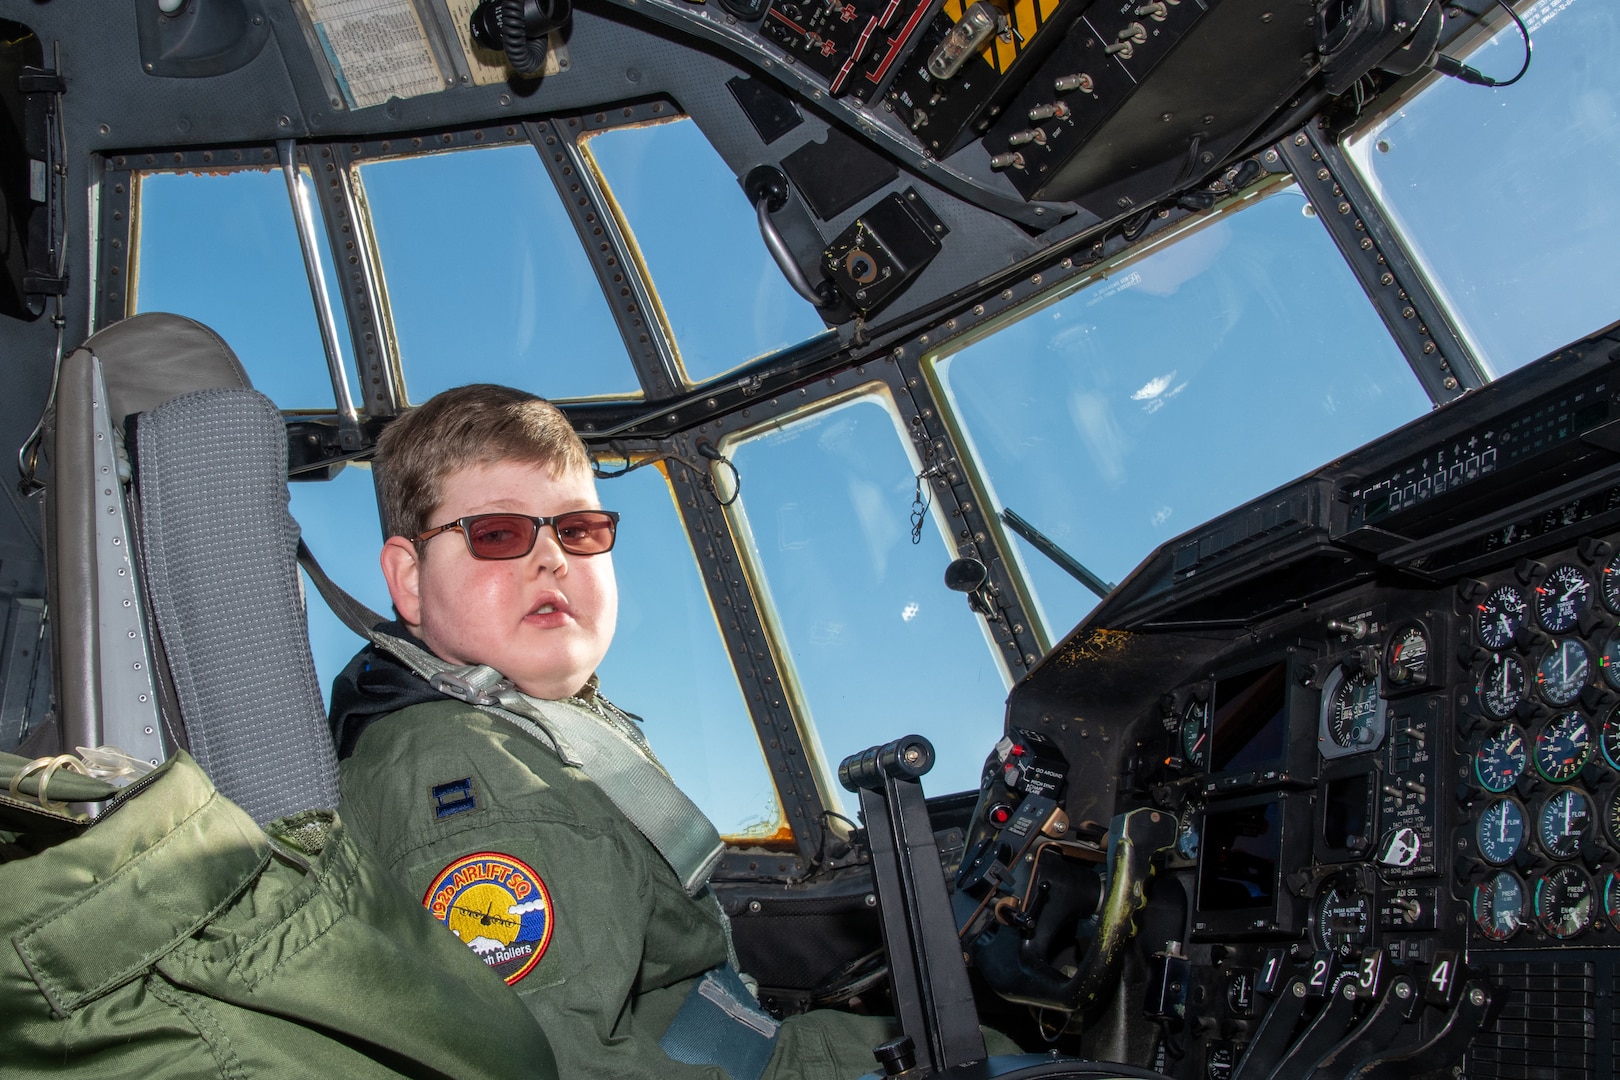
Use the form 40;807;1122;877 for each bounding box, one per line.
1210;661;1288;773
1323;773;1371;852
1198;798;1282;912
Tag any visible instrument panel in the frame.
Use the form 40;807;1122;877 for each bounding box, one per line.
963;326;1620;1076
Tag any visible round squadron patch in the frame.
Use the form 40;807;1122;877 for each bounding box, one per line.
423;852;554;985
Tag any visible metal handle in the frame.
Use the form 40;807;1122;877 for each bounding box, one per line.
743;166;836;309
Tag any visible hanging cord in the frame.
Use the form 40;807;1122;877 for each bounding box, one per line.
17;42;69;496
910;463;947;544
1433;0;1531;88
593;441;741;507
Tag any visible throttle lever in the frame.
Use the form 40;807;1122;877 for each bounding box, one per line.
1341;979;1498;1080
1308;975;1422;1080
1266;979;1359;1080
1231;976;1309;1080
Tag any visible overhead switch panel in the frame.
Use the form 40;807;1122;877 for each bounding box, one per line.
885;0;1090;158
761;0;945;104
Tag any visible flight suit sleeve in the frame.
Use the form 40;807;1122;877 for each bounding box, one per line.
338;701;735;1079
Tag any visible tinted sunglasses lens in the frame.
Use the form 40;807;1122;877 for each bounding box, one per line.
554;512;617;554
464;515;538;559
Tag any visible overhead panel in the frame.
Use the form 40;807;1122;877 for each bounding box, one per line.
982;0;1319;208
884;0;1088;158
760;0;947;105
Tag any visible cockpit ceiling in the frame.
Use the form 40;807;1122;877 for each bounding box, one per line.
36;0;1502;214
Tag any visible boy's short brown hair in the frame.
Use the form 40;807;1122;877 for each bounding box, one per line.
375;384;592;539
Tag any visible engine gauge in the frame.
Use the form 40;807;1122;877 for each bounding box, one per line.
1384;622;1431;689
1478;584;1528;650
1537;564;1593;633
1601;632;1620;691
1327;669;1384;750
1535;865;1595;939
1478;654;1526;719
1181;699;1209;770
1605;871;1620;925
1475;724;1527;793
1601;706;1620;771
1608;789;1620;848
1310;873;1372;954
1537;788;1592;859
1473;870;1526;941
1534;711;1592;783
1603;551;1620;614
1535;639;1590;707
1477;798;1526;865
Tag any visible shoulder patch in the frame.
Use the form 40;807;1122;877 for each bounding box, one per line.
430;777;477;819
423;852;555;984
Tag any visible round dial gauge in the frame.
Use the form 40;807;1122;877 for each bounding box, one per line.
1537;564;1592;633
1535;865;1595;939
1478;585;1528;650
1473;871;1526;941
1477;798;1526;865
1605;871;1620;925
1328;669;1384;750
1478;655;1527;719
1603;551;1620;614
1608;789;1620;848
1601;632;1620;691
1181;700;1209;770
1534;711;1592;782
1176;816;1201;861
1538;788;1592;859
1536;639;1590;707
1602;706;1620;771
1385;623;1430;689
1311;874;1372;954
1476;725;1528;793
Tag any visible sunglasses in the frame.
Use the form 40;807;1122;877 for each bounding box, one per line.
413;510;620;559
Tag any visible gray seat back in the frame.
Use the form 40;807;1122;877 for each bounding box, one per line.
132;385;338;822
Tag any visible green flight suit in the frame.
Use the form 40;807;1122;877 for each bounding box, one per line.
1;750;557;1079
339;698;902;1080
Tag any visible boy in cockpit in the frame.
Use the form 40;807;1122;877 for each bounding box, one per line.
329;384;902;1080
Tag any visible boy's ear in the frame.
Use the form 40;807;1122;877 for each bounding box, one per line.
379;537;424;629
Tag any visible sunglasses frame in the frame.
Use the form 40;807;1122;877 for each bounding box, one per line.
412;510;621;559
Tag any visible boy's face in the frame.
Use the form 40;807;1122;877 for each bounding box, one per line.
380;459;618;700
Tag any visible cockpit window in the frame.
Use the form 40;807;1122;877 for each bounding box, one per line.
724;391;1013;811
356;144;639;403
930;186;1431;642
1345;0;1619;376
583;117;833;386
596;462;784;840
135;168;355;411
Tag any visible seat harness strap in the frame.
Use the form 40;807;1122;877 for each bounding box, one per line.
367;631;726;898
